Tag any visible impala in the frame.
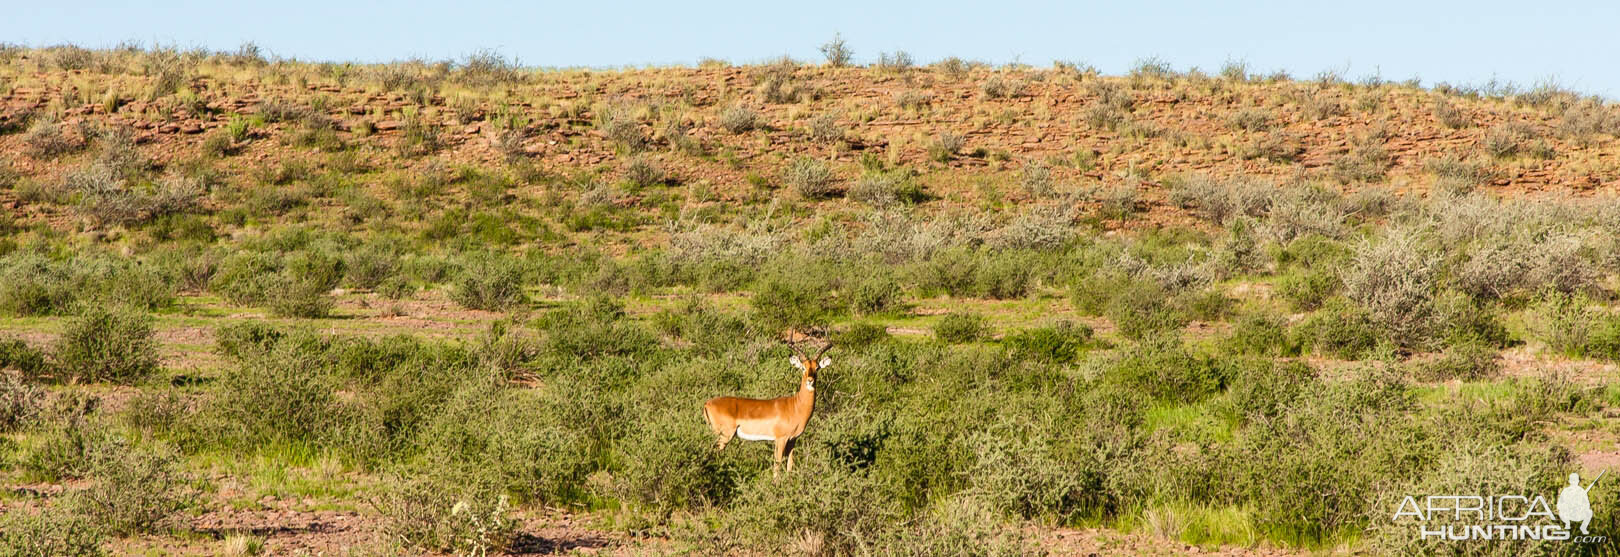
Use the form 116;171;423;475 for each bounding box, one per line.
702;338;831;478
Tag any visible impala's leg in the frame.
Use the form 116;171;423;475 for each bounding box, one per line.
773;438;787;480
785;438;796;473
715;427;734;451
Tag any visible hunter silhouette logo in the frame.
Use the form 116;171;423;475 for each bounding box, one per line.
1559;471;1602;535
1393;469;1607;543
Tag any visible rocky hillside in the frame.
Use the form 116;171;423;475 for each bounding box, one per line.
2;45;1618;240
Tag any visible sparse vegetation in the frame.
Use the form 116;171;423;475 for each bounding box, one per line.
783;156;838;199
1;43;1617;557
719;104;761;134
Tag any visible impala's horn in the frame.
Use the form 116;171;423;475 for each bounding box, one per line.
813;341;834;362
786;335;810;363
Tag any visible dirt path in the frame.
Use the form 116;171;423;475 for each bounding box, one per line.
1042;527;1312;556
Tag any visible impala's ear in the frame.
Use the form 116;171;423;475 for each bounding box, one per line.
790;355;805;370
818;357;831;370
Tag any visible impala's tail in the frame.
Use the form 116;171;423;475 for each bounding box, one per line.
701;402;715;433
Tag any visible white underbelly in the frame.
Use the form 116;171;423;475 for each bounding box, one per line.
735;430;775;441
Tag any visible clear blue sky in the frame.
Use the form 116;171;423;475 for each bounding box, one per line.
6;1;1617;97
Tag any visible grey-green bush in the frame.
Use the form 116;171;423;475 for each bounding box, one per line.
373;469;515;555
1105;279;1188;340
0;337;46;376
211;344;338;445
935;313;988;344
1001;322;1092;364
751;274;840;333
850;275;904;316
0;505;105;557
1294;298;1382;359
0;370;45;432
70;441;194;536
53;306;159;384
450;253;526;311
1341;231;1437;348
784;157;838;199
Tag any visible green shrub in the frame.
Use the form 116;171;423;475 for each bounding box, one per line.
651;298;752;356
1413;341;1500;381
0;254;76;316
877;496;1045;556
450;253;526;311
22;415;107;482
470;322;539;376
1365;443;1569;555
149;244;222;292
972;254;1036;299
1585;316;1620;361
214;322;286;360
1228;368;1425;541
1274;268;1339;311
534;296;660;364
266;276;335;318
373;469;515;555
0;371;45;432
210;252;281;306
1528;291;1595;356
716;462;902;556
964;419;1092;521
0;337;46;375
613;410;738;513
405;254;457;284
1219;313;1301;357
70;441;194;536
935;313;989;344
0;505;105;557
415;380;594;504
1105;334;1224;403
1433;292;1512;348
1222;360;1315;422
835;322;892;347
1174;288;1233;321
1295;298;1382;359
1272;234;1351;269
850;275;904;316
282;249;345;291
1105;280;1188;340
119;390;189;436
1002;322;1093;363
1070;271;1131;316
332;345;486;463
74;257;176;312
378;276;418;300
211;345;337;445
910;249;978;297
784;157;839;199
751;274;839;333
344;244;401;289
53;306;159;384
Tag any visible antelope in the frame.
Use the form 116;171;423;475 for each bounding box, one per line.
702;338;831;479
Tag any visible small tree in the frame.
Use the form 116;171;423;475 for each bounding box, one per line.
819;34;852;67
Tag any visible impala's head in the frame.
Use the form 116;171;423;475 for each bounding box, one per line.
788;340;833;391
